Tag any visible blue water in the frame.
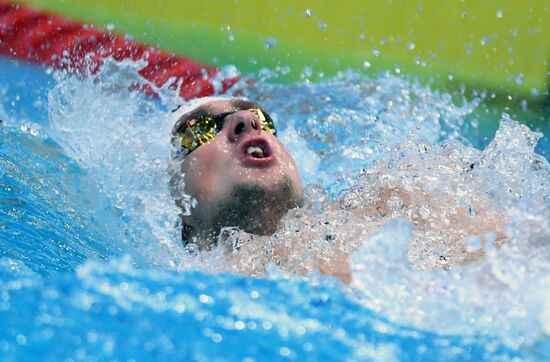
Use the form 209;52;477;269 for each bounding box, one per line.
1;57;549;361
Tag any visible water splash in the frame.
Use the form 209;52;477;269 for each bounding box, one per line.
20;58;549;357
47;58;187;268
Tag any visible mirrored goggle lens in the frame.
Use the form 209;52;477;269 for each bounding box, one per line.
179;117;221;151
249;108;277;136
177;108;277;152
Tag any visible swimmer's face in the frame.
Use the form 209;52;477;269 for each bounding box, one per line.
170;99;303;244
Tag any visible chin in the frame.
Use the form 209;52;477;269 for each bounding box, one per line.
209;175;303;237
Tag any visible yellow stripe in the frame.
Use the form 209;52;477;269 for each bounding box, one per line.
22;0;550;100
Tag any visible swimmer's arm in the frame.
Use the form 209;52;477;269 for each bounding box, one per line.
317;253;352;284
224;234;353;284
346;185;508;266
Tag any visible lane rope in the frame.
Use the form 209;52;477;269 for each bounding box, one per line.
0;1;238;99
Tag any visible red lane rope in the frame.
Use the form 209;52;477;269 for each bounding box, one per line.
0;1;238;99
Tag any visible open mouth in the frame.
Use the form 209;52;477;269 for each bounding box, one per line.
246;144;268;158
240;137;275;166
242;138;272;158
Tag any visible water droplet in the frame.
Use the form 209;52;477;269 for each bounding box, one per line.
515;73;524;85
305;8;313;17
448;74;454;81
106;23;115;31
358;33;366;41
279;347;291;357
394;67;401;74
480;37;489;46
372;48;381;57
407;42;416;50
496;9;503;18
198;294;212;304
318;20;328;31
363;61;371;69
264;37;277;49
465;236;482;252
301;67;313;78
278;66;291;75
520;99;528;111
16;335;26;345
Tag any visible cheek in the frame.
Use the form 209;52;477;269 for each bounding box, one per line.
273;139;298;170
273;138;303;186
183;142;234;201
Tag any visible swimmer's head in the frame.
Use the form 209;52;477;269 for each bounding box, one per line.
169;98;303;249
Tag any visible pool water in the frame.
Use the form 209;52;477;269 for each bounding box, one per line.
1;57;549;361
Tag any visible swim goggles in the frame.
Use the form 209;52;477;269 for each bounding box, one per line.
175;108;277;153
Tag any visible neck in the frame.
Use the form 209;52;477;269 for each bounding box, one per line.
183;179;303;251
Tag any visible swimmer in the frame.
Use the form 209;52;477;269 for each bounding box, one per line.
169;98;507;283
169;99;304;249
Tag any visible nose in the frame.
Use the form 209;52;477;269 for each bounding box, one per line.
225;110;261;142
